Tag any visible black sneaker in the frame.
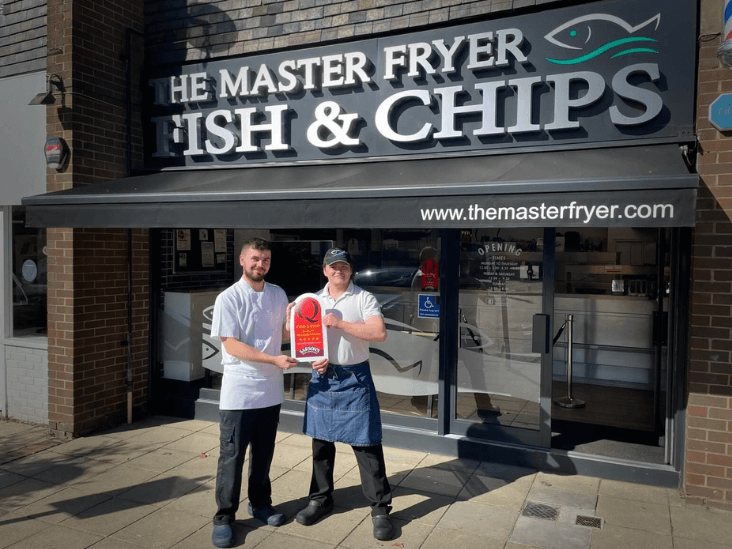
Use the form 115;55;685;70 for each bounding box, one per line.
295;500;334;525
372;514;394;540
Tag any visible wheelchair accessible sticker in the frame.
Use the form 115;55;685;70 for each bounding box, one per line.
418;294;440;319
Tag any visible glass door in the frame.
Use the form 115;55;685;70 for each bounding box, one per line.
550;227;670;463
450;228;549;445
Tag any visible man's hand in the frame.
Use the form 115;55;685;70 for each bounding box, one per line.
323;313;342;329
311;358;329;375
273;355;298;370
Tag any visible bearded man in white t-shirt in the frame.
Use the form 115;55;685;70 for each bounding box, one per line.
210;238;298;548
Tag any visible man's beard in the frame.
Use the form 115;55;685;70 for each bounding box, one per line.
245;268;266;282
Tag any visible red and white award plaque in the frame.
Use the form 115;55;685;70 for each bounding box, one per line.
290;293;328;362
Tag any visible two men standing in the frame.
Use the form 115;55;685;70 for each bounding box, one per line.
210;240;393;548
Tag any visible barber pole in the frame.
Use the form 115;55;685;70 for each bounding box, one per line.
719;0;732;67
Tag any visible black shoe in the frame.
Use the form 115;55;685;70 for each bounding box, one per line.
247;503;285;526
295;500;333;525
372;514;394;541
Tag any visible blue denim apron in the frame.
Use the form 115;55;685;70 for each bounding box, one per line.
303;361;382;446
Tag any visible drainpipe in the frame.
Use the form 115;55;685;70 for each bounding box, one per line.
124;27;143;424
127;229;133;424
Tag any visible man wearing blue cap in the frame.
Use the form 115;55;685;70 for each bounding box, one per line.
295;247;394;541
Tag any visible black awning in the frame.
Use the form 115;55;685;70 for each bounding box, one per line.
23;145;698;229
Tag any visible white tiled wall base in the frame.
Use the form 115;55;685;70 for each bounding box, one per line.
5;344;48;425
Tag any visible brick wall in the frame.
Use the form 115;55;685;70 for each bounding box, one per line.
45;0;148;437
144;0;564;68
685;0;732;510
0;0;46;77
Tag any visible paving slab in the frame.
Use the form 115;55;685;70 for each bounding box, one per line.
670;504;732;546
596;495;670;535
389;486;453;525
257;530;336;549
399;465;471;497
0;516;53;549
419;453;481;474
434;500;518;541
0;477;66;512
7;485;112;524
421;526;507;549
60;498;160;536
534;472;600;495
5;522;102;549
590;523;672;549
598;479;671;505
109;506;209;549
510;515;593;549
158;432;220;454
458;472;533;509
121;447;199;474
116;470;208;506
0;449;72;477
527;484;598;511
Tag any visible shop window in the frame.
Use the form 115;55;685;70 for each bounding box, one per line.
11;207;47;337
201;229;443;421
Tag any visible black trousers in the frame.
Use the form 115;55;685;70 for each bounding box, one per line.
308;437;392;516
213;405;280;525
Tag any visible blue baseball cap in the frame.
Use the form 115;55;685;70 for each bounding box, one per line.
323;248;352;267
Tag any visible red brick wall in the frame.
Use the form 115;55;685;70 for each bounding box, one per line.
45;0;148;436
685;0;732;509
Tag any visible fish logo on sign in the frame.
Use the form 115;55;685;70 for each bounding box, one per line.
545;13;661;65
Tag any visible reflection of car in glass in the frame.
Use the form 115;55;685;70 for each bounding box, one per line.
354;267;418;288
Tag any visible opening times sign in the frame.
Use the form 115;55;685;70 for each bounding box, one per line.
147;0;695;168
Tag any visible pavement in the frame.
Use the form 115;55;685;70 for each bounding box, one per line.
1;416;731;549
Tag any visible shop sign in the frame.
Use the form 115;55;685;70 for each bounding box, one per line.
147;0;695;169
291;294;328;362
709;94;732;131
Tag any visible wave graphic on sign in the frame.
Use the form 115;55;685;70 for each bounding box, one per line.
545;13;660;65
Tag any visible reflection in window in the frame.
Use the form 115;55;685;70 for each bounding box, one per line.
12;207;47;336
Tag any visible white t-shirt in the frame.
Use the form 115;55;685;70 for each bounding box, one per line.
210;278;289;410
318;282;383;366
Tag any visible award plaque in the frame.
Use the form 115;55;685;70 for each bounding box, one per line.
290;293;328;362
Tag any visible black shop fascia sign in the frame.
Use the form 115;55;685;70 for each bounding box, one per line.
145;0;696;170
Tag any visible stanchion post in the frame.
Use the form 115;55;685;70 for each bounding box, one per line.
554;314;585;409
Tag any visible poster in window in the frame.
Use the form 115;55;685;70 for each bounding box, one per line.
214;229;226;252
201;241;215;267
177;229;191;251
174;228;228;273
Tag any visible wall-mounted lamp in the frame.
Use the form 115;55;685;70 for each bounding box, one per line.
44;137;69;170
29;73;64;106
